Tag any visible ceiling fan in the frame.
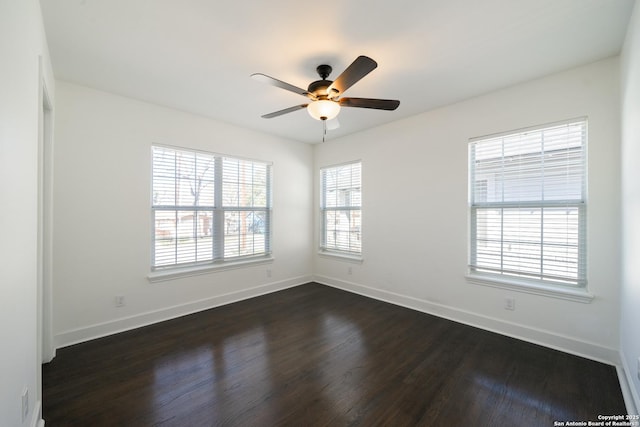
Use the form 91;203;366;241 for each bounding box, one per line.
251;55;400;131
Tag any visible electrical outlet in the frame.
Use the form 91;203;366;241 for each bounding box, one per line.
21;388;28;422
348;266;353;275
115;295;125;307
504;297;515;311
266;269;272;278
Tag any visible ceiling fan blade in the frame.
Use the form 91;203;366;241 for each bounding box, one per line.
261;104;308;119
251;73;315;99
339;97;400;110
327;56;378;95
326;118;340;130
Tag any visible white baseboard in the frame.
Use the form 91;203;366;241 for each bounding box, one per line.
30;400;43;427
619;353;640;415
42;345;55;363
314;275;620;366
54;275;312;349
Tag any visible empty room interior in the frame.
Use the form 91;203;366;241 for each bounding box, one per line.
2;0;640;426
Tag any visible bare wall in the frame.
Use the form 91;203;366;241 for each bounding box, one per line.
0;0;55;426
52;82;314;347
620;0;640;413
314;57;621;364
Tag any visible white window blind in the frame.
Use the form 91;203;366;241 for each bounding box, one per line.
152;145;271;269
469;118;587;287
320;161;362;255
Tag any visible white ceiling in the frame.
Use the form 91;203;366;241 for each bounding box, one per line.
40;0;634;144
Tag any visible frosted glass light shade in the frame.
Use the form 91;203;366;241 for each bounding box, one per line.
307;100;340;121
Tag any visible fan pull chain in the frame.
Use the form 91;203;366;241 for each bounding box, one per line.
322;119;327;142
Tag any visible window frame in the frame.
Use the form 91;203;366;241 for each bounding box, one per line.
466;118;593;302
149;144;272;280
319;160;363;261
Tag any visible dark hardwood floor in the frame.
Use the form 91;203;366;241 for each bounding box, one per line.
43;283;626;426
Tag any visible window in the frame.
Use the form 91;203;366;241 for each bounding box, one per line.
468;118;587;288
152;145;271;270
320;161;362;257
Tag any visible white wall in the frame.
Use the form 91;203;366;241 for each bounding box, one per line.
0;1;55;426
52;82;313;347
620;0;640;413
315;57;622;364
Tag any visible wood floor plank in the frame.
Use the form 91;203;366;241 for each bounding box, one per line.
43;283;626;426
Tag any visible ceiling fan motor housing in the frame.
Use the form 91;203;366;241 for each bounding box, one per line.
308;79;333;98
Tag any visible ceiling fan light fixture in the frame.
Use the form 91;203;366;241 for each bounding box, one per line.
307;99;340;121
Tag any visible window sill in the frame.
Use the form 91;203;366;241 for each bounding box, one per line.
317;251;363;263
465;273;594;303
148;256;274;283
